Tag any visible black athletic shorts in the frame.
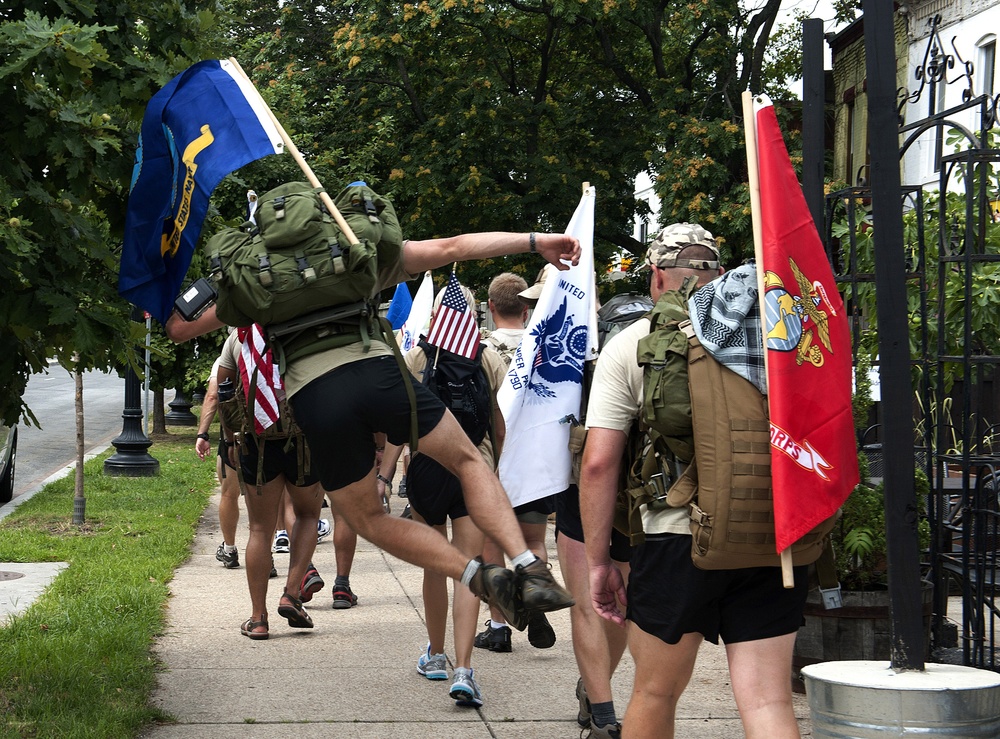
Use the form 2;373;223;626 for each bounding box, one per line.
291;355;447;492
406;454;468;526
554;484;631;563
238;434;319;486
217;438;237;473
627;533;808;645
514;494;556;524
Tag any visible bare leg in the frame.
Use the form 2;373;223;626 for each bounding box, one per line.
332;506;357;579
325;468;470;581
414;512;450;656
623;625;701;739
727;633;801;739
450;516;486;669
557;533;628;705
480;537;506;623
217;457;241;547
284;481;323;597
241;478;283;620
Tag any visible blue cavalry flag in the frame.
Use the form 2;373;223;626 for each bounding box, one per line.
497;187;598;506
386;282;414;330
118;59;283;324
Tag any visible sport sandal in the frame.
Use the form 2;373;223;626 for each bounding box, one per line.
277;590;314;629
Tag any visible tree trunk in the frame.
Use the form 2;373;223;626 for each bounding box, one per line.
73;359;85;524
153;388;166;434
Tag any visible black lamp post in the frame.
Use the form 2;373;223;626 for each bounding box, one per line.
104;307;160;477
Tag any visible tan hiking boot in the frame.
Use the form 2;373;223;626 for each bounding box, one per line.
516;559;575;613
468;561;528;631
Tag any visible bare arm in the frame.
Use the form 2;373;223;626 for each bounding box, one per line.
165;304;226;343
580;426;629;625
195;374;219;461
402;232;580;275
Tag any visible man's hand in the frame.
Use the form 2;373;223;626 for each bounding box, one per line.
195;437;211;461
589;561;628;626
535;233;581;270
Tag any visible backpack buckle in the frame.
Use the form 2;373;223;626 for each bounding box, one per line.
363;194;379;223
257;254;273;287
296;255;316;283
273;196;286;220
647;472;670;510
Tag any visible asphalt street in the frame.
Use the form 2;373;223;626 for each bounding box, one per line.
15;363;129;498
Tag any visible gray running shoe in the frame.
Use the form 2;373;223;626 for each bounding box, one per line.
473;621;512;652
585;721;621;738
527;610;556;649
449;667;483;707
416;644;448;680
576;677;592;728
215;543;239;569
468;561;528;631
516;559;575;613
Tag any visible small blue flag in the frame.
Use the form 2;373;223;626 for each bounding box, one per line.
386;282;413;330
118;59;283;324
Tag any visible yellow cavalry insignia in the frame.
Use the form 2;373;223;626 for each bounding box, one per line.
763;258;836;367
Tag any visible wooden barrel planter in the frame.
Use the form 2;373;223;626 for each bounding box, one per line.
792;583;933;693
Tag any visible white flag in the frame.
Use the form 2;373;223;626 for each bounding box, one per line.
397;271;434;352
498;187;598;506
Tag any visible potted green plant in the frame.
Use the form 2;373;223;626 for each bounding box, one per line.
792;354;932;689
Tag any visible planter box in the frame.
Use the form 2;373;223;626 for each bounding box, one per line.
792;584;933;693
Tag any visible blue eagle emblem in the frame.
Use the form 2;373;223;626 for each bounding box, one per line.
527;297;588;398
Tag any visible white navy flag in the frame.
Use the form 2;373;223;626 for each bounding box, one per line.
497;187;598;506
397;271;434;352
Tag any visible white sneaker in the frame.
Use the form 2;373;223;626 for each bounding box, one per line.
272;530;290;554
317;518;332;542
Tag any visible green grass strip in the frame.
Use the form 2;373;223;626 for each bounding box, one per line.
0;428;216;739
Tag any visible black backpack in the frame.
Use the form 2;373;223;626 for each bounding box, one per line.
418;340;493;446
597;291;655;349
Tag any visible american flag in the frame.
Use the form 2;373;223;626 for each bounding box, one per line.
426;272;480;360
237;323;282;433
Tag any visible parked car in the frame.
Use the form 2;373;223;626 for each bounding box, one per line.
0;422;16;504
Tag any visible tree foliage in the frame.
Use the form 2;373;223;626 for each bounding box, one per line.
0;1;223;425
214;0;794;300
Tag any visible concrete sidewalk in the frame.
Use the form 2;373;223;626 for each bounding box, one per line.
141;490;813;738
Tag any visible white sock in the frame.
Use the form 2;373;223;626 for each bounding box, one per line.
490;619;507;629
511;551;538;569
460;558;480;587
223;543;237;554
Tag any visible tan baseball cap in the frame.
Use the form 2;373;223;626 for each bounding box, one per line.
645;222;720;270
517;266;550;306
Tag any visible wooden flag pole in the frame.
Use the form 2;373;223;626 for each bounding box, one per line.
226;58;360;245
741;90;794;588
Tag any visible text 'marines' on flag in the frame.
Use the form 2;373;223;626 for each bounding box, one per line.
752;94;859;553
425;272;481;360
497;187;598;507
118;59;283;325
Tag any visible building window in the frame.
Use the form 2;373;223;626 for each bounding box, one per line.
979;37;996;97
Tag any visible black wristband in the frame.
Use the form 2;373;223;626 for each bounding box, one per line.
376;473;393;490
197;432;210;441
529;232;537;253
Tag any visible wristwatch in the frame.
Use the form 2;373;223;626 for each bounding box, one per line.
196;432;210;441
376;473;393;491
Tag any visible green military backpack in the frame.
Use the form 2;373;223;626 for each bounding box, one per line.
206;181;402;330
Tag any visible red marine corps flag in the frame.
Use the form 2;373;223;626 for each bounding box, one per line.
745;93;859;554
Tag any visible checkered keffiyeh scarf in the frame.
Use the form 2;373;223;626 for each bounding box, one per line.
688;263;767;395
